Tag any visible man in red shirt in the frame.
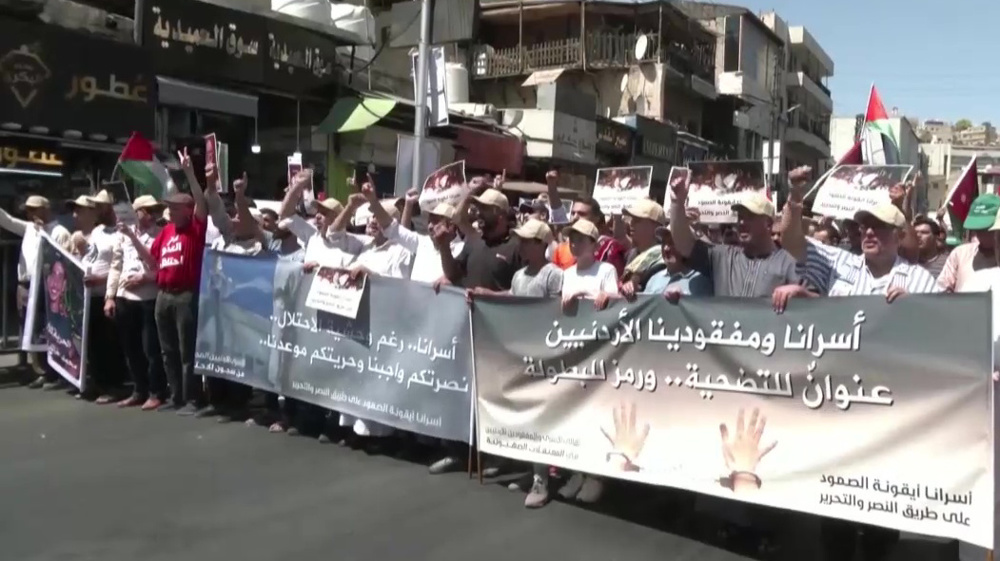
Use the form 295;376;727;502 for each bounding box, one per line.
144;148;210;415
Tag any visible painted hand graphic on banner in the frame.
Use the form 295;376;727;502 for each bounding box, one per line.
600;402;649;472
719;407;777;493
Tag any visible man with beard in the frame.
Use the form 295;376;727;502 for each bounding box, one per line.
429;183;520;475
668;169;805;298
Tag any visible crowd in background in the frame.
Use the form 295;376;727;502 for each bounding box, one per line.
2;154;994;561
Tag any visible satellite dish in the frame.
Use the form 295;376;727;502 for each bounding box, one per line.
634;34;649;61
619;74;628;93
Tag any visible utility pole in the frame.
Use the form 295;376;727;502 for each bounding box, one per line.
411;0;433;191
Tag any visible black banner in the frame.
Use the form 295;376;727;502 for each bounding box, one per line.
145;0;345;93
264;19;340;93
0;19;155;138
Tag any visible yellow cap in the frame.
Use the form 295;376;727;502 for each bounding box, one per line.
623;198;667;224
854;203;906;229
731;192;775;218
473;189;510;212
512;218;553;243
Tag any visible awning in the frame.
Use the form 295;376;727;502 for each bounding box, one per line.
317;96;398;134
522;69;566;87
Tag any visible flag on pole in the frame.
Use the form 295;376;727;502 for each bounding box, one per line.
119;132;172;199
943;154;979;226
861;85;900;165
803;140;864;201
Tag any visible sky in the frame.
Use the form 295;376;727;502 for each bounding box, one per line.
738;0;996;125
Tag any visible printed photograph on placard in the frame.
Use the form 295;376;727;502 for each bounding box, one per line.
812;164;915;220
665;166;690;205
418;160;467;209
304;267;366;319
39;233;90;390
592;165;653;215
687;160;767;224
204;133;220;190
516;196;572;225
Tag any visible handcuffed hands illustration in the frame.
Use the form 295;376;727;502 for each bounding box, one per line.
719;407;777;493
601;402;649;472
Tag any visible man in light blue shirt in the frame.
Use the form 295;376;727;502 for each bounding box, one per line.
643;227;713;297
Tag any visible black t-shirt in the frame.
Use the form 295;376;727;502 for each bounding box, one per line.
457;234;521;290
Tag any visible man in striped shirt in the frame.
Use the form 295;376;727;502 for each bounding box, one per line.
774;173;939;561
668;176;801;298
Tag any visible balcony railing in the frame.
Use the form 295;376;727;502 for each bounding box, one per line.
472;32;661;79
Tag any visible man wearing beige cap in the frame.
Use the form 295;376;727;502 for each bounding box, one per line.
366;187;464;284
620;198;668;297
776;170;942;561
322;183;414;446
430;184;521;475
278;170;357;272
69;191;128;403
104;195;165;410
669;179;801;298
0;195;70;388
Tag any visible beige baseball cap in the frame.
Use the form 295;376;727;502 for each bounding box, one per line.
87;189;113;205
379;199;401;221
132;195;162;211
732;192;775;218
24;195;49;209
512;218;553;243
623;199;667;224
473;188;510;212
67;195;96;208
564;218;600;241
316;198;344;214
854;203;906;229
428;202;457;220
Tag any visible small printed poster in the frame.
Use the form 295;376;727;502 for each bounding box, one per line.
38;232;91;389
687;160;767;224
592;165;653;215
418;160;467;209
305;267;366;319
812;164;915;220
204;133;220;191
664;166;690;205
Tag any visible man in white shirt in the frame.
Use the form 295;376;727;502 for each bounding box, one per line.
326;186;414;447
367;187;464;283
0;195;71;389
104;195;165;410
73;190;129;403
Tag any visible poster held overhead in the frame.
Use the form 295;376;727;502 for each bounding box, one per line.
687;160;767;224
418;160;467;209
812;165;914;220
664;166;690;206
592;166;653;215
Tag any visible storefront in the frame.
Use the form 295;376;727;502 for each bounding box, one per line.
595;117;635;168
142;0;348;198
615;115;678;182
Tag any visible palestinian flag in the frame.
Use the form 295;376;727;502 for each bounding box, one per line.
861;85;900;164
119;132;172;198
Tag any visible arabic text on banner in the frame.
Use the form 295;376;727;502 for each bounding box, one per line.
471;294;993;546
592;166;653;215
812;165;914;220
193;250;474;443
686;160;767;224
38;232;91;390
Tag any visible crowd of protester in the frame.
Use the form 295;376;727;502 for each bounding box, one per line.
2;154;995;561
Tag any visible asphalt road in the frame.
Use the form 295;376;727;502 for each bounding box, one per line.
0;380;965;561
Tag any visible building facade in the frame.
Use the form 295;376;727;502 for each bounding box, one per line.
955;123;997;147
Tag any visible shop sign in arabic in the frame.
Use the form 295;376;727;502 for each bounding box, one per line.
0;145;63;171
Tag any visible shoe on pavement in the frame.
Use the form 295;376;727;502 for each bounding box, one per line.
42;380;65;391
508;473;532;492
194;405;218;418
558;472;585;500
524;475;551;508
157;402;180;412
140;398;162;411
27;376;45;389
429;456;461;475
176;403;199;416
575;475;604;504
117;395;143;408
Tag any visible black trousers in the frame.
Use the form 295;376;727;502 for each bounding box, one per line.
154;290;203;406
115;298;166;399
87;297;127;394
